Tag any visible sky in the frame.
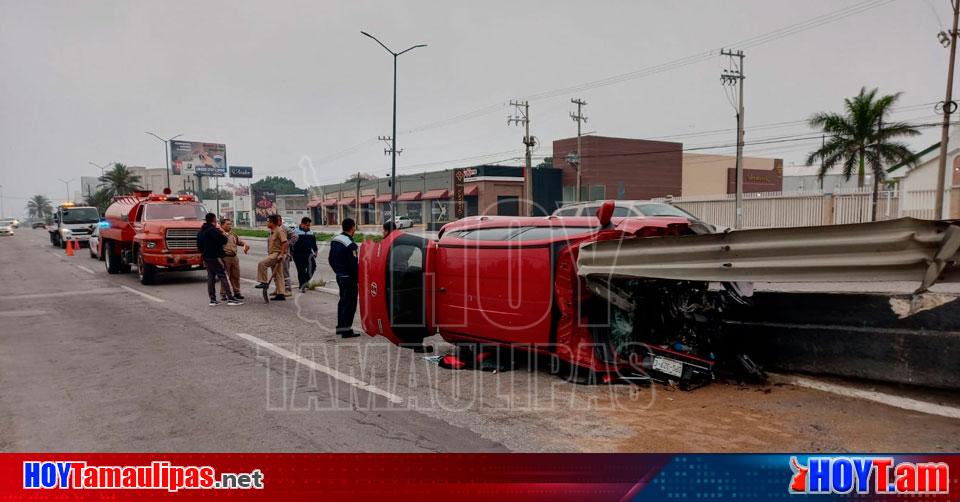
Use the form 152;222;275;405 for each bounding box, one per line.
0;0;954;217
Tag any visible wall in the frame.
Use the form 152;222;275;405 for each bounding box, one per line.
681;153;782;196
554;136;682;201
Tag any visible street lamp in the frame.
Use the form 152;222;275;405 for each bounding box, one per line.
361;30;426;223
0;184;4;219
145;132;183;191
57;178;75;202
88;161;110;175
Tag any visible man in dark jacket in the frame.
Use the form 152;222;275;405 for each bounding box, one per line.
197;213;242;306
328;218;359;338
292;217;318;292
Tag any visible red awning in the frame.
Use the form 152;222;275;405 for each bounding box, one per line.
306;198;323;208
465;184;479;196
321;199;338;207
338;197;356;206
397;191;421;201
374;194;393;203
422;189;449;200
358;195;375;204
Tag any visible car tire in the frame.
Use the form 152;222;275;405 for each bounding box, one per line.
89;243;96;258
105;241;121;274
136;249;157;285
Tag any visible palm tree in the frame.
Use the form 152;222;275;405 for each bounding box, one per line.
26;195;53;223
84;187;113;214
806;87;920;221
98;163;143;198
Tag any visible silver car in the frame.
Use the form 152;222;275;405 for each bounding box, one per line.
394;215;414;229
552;200;721;233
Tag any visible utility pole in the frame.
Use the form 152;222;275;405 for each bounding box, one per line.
508;100;535;215
356;171;361;224
145;132;183;192
935;0;960;220
378;135;401;221
721;49;745;229
570;98;587;202
0;184;4;219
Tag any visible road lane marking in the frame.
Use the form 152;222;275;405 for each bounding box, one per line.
770;373;960;420
0;288;125;301
120;285;165;303
77;265;95;274
234;332;404;405
0;310;49;317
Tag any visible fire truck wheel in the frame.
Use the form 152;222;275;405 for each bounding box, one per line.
104;241;122;274
136;250;157;285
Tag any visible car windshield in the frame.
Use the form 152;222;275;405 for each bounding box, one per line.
61;207;99;223
634;203;697;219
144;203;206;220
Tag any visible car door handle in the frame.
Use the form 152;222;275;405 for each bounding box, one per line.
439;287;446;293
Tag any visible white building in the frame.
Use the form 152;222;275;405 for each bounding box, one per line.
887;129;959;217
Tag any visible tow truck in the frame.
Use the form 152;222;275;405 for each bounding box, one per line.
99;191;207;284
360;200;960;389
48;202;100;248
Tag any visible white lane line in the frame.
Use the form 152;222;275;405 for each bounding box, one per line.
0;310;49;317
234;332;403;405
77;265;95;274
120;285;165;303
770;373;960;420
0;288;124;301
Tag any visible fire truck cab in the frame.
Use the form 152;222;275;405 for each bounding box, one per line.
359;201;695;378
99;191;207;284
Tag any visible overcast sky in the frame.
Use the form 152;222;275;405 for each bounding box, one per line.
0;0;953;215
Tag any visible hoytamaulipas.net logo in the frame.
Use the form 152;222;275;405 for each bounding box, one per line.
789;456;949;495
23;460;264;492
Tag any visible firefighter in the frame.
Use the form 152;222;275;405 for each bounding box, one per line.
255;214;288;301
328;218;359;338
219;218;249;300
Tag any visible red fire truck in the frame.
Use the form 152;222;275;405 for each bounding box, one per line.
99;191;207;284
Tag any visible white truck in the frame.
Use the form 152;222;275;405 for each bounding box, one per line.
48;203;101;248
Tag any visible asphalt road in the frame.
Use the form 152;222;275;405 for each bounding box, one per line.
1;228;958;452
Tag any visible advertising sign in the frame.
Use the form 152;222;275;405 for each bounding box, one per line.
229;165;253;178
453;169;465;220
253;190;277;225
170;140;227;176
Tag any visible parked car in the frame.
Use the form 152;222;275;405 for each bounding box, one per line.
394;215;414;229
0;222;13;236
88;225;105;261
552;200;722;234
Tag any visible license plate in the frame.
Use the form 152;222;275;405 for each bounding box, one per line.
652;356;684;378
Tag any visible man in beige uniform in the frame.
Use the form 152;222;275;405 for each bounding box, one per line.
220;218;250;300
255;214;289;301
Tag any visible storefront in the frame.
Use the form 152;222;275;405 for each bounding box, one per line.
397;191;423;223
339;198;356;222
358;195;375;225
375;194;393;222
321;199;338;225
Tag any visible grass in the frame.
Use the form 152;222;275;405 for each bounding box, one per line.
233;228;382;243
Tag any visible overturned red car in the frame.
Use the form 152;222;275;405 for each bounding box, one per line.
359;201;725;386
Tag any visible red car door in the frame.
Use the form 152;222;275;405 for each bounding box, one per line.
359;232;433;346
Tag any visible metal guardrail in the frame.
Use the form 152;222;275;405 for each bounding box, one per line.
577;217;960;292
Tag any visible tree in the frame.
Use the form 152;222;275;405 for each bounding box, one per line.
26;194;53;223
250;176;306;195
84;188;113;214
806;87;919;221
98;163;143;198
343;172;378;183
536;157;554;169
198;188;234;200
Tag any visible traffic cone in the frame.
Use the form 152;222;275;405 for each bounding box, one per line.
65;239;74;256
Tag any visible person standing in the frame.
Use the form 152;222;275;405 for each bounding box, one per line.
279;215;298;297
220;218;249;300
328;218;359;338
293;217;318;292
255;214;288;301
197;213;242;306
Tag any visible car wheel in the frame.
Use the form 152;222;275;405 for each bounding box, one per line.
97;243;105;262
105;241;121;274
89;243;96;258
136;249;157;285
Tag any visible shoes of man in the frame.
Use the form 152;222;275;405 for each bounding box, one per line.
299;285;308;293
271;295;286;301
254;283;268;289
227;299;244;306
234;294;245;300
208;300;221;306
340;331;360;339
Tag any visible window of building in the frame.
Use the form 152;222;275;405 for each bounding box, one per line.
496;196;519;216
589;184;606;201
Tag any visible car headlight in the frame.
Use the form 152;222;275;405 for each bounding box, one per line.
145;241;158;249
60;228;72;236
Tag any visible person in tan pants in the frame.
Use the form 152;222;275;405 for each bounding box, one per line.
255;214;289;300
219;218;250;300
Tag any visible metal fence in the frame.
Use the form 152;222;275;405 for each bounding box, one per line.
653;188;938;230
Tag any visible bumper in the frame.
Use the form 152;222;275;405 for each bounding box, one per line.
142;252;204;269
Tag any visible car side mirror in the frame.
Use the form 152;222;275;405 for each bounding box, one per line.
597;200;615;228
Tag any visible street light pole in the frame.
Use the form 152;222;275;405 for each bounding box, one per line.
361;31;426;223
57;178;74;202
88;161;109;176
0;184;4;219
935;0;960;220
145;132;183;192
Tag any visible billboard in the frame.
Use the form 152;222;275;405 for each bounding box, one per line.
229;165;253;178
253;190;277;225
170;141;227;176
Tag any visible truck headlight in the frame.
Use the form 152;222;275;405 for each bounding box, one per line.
60;228;72;236
145;241;158;249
